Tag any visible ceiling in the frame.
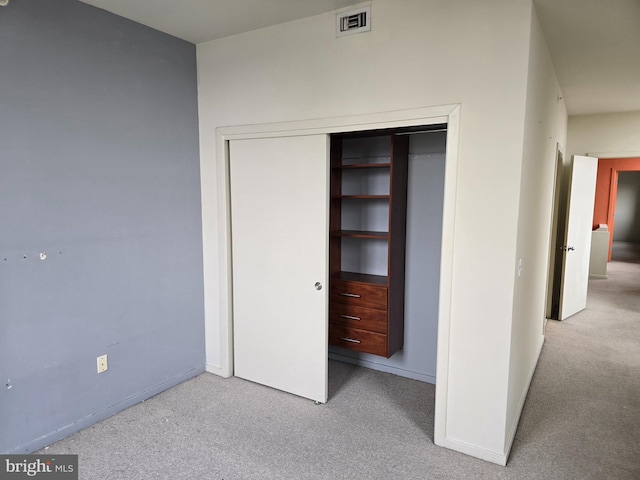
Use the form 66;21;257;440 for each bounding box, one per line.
533;0;640;115
79;0;357;44
78;0;640;116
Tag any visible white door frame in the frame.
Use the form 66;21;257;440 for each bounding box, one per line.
210;104;460;446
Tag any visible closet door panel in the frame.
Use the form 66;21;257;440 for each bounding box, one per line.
229;135;329;403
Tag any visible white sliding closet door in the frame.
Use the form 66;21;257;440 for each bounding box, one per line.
229;135;329;403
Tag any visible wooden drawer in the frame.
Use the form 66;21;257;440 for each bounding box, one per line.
329;324;387;357
330;280;388;310
330;303;387;333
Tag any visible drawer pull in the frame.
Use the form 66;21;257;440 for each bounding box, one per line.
340;337;361;344
340;314;361;321
339;292;361;298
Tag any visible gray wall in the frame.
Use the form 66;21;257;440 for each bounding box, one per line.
614;171;640;242
330;132;446;383
0;0;204;453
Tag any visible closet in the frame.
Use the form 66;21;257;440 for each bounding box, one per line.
228;126;446;403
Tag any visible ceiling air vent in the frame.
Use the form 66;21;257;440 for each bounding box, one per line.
337;6;371;37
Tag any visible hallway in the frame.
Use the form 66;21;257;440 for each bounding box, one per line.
611;241;640;264
510;260;640;477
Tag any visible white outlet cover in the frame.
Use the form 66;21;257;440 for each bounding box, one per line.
97;355;108;373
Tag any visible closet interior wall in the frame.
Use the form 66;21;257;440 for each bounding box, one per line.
329;131;447;384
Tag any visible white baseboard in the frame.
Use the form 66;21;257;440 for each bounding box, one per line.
205;363;231;378
436;334;545;466
437;436;508;466
9;366;205;454
503;334;545;462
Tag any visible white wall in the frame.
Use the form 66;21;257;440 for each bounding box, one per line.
197;0;538;464
568;111;640;157
507;4;567;452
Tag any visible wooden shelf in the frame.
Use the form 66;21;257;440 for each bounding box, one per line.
331;271;388;285
329;132;408;358
330;230;389;239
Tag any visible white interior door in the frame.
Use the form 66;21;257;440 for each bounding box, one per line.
559;155;598;320
229;135;329;403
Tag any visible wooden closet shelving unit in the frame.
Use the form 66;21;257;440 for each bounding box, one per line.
328;131;409;358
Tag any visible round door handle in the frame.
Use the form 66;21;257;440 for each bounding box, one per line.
314;282;323;290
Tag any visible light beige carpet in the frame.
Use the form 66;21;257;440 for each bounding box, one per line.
40;261;640;479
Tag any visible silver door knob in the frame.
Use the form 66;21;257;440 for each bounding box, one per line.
314;282;323;290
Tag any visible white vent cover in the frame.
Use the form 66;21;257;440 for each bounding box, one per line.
337;5;371;37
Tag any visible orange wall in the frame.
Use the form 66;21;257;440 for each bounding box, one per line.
593;157;640;229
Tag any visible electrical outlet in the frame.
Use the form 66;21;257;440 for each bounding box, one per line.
517;258;523;277
97;354;108;373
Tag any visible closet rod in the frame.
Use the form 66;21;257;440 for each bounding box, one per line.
396;128;447;135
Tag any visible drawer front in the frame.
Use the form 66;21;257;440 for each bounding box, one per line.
330;281;388;310
330;303;387;333
329;324;387;357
